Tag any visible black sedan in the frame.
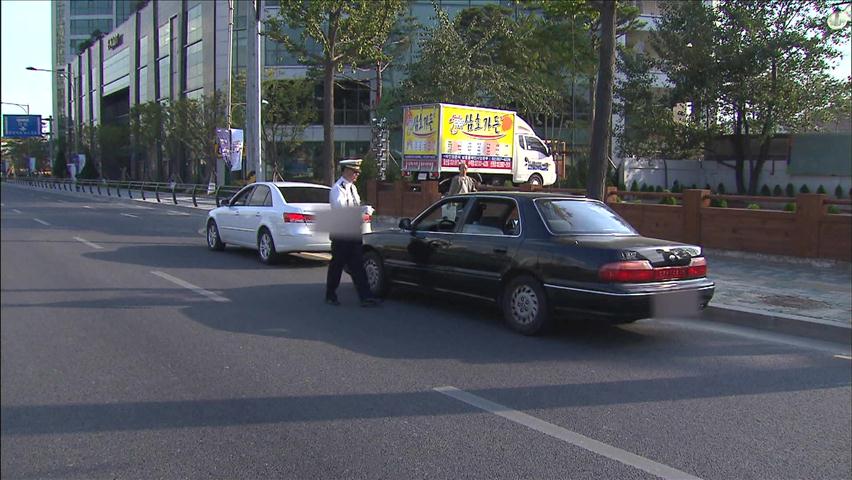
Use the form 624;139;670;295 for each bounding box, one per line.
362;192;714;335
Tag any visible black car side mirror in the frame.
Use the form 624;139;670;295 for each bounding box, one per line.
399;218;412;230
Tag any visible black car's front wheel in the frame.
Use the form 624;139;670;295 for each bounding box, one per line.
363;251;389;298
207;220;225;251
502;275;551;335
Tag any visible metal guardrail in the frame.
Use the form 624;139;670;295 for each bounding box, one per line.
4;177;245;209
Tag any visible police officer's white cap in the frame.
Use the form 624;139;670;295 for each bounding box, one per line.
339;159;362;172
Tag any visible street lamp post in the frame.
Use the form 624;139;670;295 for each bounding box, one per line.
1;102;30;114
26;66;71;174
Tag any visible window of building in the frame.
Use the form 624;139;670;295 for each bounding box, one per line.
70;18;113;36
103;47;130;88
138;66;149;103
233;29;247;70
138;35;148;68
158;22;170;57
115;0;136;26
157;56;171;100
186;4;203;45
332;81;370;125
69;0;113;16
264;37;293;66
185;41;203;93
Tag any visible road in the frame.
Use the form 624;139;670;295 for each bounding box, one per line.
2;183;850;480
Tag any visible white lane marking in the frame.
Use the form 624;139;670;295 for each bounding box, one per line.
133;205;153;210
33;218;51;226
83;205;92;209
167;210;190;216
74;236;104;250
12;209;22;214
435;386;702;480
834;354;852;360
121;213;139;218
150;270;229;303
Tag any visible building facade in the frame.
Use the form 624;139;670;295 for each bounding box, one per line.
63;0;664;182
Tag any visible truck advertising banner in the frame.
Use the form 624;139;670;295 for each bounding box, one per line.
439;104;514;170
402;105;439;172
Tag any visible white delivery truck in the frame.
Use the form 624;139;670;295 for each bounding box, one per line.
402;103;557;190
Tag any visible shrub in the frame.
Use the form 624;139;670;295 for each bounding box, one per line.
641;183;648;192
705;183;713;191
817;185;826;194
710;198;728;208
630;180;639;192
799;184;810;194
691;184;698;190
655;185;664;192
717;183;726;194
660;196;677;205
671;180;682;193
760;184;771;196
773;184;783;196
785;183;795;197
783;202;796;212
747;203;760;209
827;205;841;214
835;185;844;198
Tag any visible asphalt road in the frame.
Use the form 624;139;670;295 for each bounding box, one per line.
2;183;850;480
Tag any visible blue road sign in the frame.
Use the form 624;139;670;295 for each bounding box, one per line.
2;115;42;138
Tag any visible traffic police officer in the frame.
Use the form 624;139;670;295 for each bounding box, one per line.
325;159;380;307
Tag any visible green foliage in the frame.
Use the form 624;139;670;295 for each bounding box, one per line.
835;185;844;199
800;184;810;194
654;185;663;192
52;140;67;178
760;184;771;196
630;180;639;192
816;184;826;194
773;184;783;196
784;202;796;212
640;182;648;192
786;183;795;197
648;0;851;194
265;0;406;183
746;203;760;210
827;205;841;214
660;195;677;205
717;183;726;194
671;180;682;193
710;198;728;208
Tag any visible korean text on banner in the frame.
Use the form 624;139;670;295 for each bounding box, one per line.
403;105;439;160
439;104;514;170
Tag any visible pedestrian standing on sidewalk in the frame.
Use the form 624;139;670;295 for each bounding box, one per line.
325;159;380;307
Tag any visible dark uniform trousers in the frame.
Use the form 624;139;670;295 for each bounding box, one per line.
325;237;371;302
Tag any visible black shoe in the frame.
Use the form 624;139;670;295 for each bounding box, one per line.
360;298;380;308
326;297;340;306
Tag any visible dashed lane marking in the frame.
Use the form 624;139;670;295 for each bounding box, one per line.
83;206;92;209
33;218;51;226
835;354;852;360
166;210;190;216
12;209;22;214
73;236;103;250
121;213;139;218
434;386;703;480
151;270;229;303
133;205;153;210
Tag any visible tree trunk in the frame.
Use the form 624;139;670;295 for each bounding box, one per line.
323;62;336;185
749;135;772;195
732;106;747;194
587;0;616;202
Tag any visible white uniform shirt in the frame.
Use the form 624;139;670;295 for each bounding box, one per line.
330;176;361;208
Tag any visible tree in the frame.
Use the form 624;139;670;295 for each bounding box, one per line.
652;0;851;194
261;77;317;178
171;93;227;184
265;0;406;184
587;0;616;201
130;101;165;181
400;4;557;115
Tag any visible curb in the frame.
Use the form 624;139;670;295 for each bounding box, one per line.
702;303;852;344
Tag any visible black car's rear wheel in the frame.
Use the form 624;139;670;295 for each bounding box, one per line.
364;251;389;298
502;275;551;335
207;220;225;251
257;228;279;265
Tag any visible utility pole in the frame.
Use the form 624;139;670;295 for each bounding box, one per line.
246;0;263;181
219;0;235;187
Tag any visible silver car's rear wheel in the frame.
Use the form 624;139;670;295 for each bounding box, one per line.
258;229;278;265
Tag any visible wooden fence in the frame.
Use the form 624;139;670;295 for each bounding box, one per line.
365;181;852;262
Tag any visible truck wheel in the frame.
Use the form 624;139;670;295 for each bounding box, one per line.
528;173;544;186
